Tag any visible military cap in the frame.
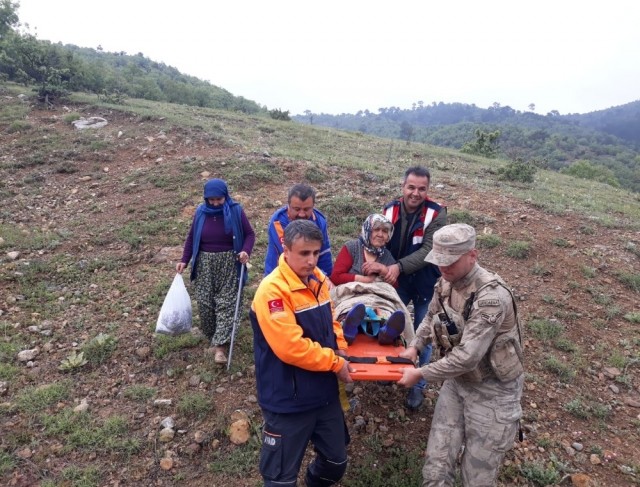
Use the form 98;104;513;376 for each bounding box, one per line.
425;223;476;266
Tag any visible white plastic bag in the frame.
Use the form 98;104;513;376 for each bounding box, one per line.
155;274;192;335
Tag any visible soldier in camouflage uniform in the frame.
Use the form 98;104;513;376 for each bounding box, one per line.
398;223;524;487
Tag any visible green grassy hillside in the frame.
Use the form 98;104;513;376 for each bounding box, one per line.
1;87;639;486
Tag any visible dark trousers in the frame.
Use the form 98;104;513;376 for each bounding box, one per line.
259;400;349;487
397;287;433;390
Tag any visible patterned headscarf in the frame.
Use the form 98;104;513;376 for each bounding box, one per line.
359;213;394;257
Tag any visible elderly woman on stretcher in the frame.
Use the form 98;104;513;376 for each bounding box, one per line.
330;214;415;345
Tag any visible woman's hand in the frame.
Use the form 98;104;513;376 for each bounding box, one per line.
176;262;186;273
237;251;249;264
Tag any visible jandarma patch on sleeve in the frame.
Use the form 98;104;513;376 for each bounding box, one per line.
478;299;500;307
268;299;284;313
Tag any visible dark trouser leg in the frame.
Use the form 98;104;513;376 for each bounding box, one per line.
259;402;347;487
305;400;348;487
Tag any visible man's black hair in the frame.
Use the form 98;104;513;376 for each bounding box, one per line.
284;219;323;247
288;184;316;203
403;166;431;183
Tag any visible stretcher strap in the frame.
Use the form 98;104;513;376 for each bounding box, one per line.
345;355;414;365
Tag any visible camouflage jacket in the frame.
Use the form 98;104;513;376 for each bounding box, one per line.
410;263;523;383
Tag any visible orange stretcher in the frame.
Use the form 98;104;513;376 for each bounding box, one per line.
346;334;415;381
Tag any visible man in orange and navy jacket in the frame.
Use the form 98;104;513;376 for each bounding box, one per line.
263;183;333;277
251;219;352;487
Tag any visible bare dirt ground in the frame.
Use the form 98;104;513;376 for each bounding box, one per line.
1;98;639;487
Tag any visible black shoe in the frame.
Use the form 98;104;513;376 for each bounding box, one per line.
378;310;404;345
342;303;365;344
406;386;424;410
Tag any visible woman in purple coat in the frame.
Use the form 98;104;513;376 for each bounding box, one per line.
177;179;255;364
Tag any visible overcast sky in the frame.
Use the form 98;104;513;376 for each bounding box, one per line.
15;0;640;116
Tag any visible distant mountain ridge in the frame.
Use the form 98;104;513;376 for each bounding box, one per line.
293;101;640;192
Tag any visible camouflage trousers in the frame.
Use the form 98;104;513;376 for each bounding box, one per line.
422;375;523;487
194;250;240;346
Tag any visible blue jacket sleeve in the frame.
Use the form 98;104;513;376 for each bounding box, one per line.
264;216;284;276
315;211;333;277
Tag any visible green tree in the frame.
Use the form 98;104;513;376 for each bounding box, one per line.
399;121;414;144
269;108;290;121
12;35;71;104
0;0;19;82
461;129;501;158
0;0;18;39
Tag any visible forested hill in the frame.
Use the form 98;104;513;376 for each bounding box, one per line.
0;2;263;114
293;101;640;193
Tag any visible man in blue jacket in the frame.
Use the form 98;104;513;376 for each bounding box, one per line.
264;184;333;278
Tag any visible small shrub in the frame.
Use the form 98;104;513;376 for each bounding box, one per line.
124;385;156;402
554;338;577;353
82;333;117;365
616;272;640;292
531;263;550;276
605;306;621;320
269;108;290;121
592;292;612;306
564;398;589;419
59;350;88;371
520;461;560;486
447;209;475;225
304;166;328;183
7;120;32;133
623;312;640;323
339;447;423;487
607;351;630;369
544;356;575;382
580;265;596;278
561;159;620;187
153;333;201;359
624;241;640;257
60;465;101;487
55;163;78;174
178;392;212;419
209;443;260;476
591;402;612;420
16;381;71;413
477;233;501;249
0;363;19;381
578;225;595;235
505;241;531;259
0;451;15;476
528;319;564;341
498;158;537;183
63;112;82;123
258;125;275;134
552;238;570;247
